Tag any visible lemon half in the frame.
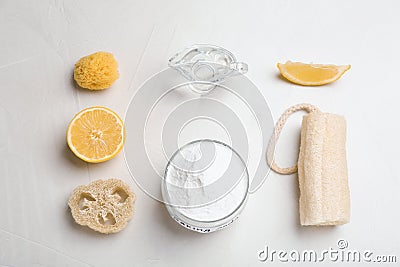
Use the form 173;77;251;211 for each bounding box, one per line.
67;107;125;163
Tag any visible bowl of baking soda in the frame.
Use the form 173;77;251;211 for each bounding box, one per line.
162;139;249;233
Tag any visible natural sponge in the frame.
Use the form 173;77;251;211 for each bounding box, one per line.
74;52;119;90
298;112;350;226
68;179;135;234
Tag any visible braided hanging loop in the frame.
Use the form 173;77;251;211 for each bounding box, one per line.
267;103;320;175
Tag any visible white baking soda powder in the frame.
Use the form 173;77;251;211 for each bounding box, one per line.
163;140;248;225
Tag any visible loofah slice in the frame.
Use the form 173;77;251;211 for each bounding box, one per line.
68;179;135;234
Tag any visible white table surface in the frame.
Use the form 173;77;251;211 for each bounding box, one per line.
1;0;399;266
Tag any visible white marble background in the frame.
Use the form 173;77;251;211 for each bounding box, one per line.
0;0;399;266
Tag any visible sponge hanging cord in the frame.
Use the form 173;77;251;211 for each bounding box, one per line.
267;103;320;175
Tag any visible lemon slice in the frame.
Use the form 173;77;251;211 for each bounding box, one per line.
67;107;125;163
277;61;350;86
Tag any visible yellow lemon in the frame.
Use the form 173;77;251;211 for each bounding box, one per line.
277;61;350;86
67;107;125;163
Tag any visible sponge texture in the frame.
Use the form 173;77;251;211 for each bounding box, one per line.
74;52;119;90
68;179;135;234
298;112;350;226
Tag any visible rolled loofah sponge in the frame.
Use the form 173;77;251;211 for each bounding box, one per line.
74;52;119;90
267;104;350;227
68;179;135;234
298;112;350;226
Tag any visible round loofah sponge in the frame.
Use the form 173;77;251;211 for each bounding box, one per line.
74;52;119;90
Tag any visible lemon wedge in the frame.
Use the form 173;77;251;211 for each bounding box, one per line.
277;61;350;86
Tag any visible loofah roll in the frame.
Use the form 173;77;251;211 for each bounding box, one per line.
298;112;350;226
267;104;350;226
